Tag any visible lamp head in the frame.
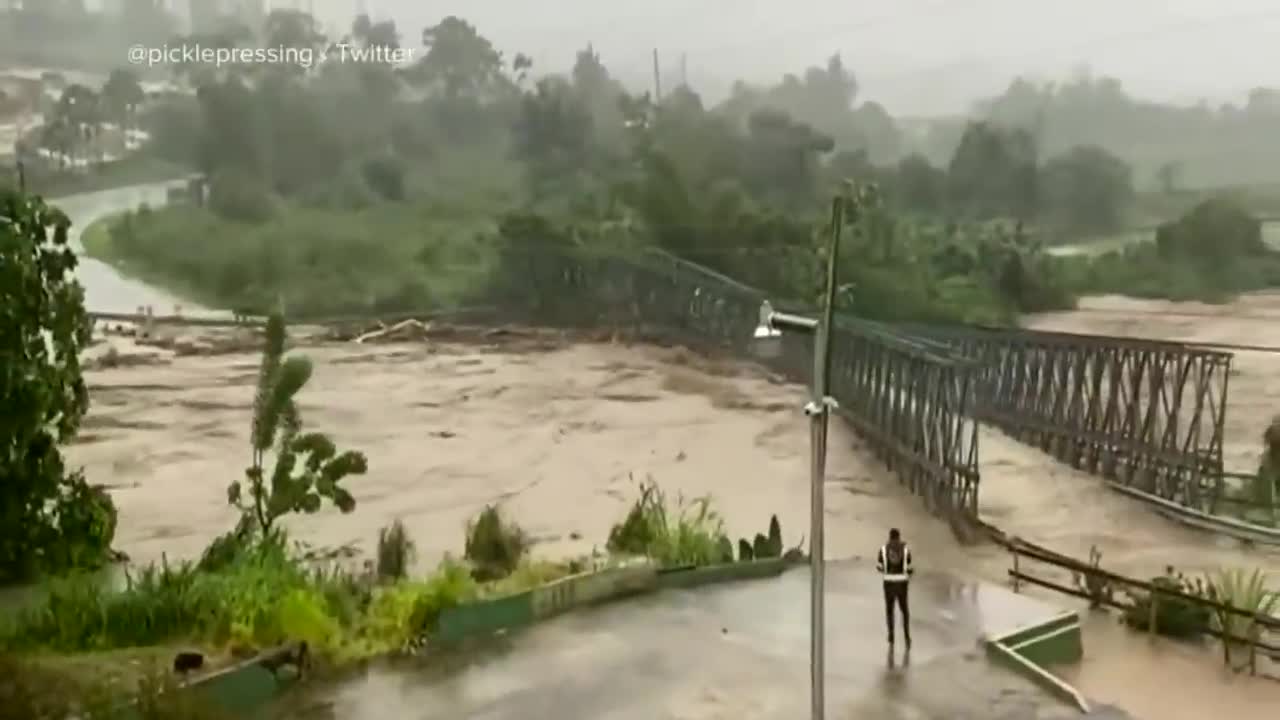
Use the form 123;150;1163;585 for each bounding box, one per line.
751;300;783;359
753;301;782;340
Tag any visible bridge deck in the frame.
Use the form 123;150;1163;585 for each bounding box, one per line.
275;563;1127;719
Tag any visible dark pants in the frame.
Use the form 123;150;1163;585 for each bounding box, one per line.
883;581;911;642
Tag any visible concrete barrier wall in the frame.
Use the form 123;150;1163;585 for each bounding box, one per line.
655;558;790;590
529;566;658;620
154;561;792;714
435;590;536;643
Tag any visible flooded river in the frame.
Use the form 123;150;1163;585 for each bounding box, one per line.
41;185;1280;718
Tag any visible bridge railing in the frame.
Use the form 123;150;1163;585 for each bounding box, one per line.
485;244;983;524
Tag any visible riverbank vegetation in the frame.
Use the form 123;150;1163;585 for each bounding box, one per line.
0;191;118;585
39;9;1275;324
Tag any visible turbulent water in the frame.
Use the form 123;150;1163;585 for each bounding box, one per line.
50;183;1280;717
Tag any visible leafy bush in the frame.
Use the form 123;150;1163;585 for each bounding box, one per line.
1;191;120;583
1122;566;1211;639
464;505;530;581
226;312;367;537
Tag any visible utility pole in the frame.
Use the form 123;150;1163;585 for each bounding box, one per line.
651;48;662;103
752;185;870;720
680;53;687;88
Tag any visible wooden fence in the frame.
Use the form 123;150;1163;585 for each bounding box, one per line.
982;523;1280;677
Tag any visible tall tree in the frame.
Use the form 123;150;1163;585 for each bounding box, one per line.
1039;145;1135;234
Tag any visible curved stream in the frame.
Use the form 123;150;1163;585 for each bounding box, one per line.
51;180;221;315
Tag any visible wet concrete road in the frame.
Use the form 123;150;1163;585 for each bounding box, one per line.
279;563;1132;719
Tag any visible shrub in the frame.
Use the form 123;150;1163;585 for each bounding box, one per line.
207;169;276;223
346;556;478;657
376;520;415;582
606;479;730;567
1204;568;1279;671
464;505;529;582
1122;566;1211;639
226;312;367;537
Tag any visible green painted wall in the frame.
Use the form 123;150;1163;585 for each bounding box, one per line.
655;559;790;590
435;591;536;644
530;566;657;620
999;612;1080;649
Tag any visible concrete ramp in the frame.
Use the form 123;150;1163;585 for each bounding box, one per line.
275;561;1126;719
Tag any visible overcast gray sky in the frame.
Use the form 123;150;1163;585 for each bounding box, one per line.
294;0;1279;116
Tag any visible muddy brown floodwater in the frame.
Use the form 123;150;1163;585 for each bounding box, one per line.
70;291;1280;719
72;326;979;576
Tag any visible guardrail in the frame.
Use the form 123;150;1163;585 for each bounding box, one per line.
983;523;1280;677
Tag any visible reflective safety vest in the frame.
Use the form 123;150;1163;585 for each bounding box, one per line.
877;542;913;582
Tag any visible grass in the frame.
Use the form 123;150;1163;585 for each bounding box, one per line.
1205;568;1279;671
83;199;501;318
0;481;770;711
605;478;793;567
1;652;233;720
79;212;125;259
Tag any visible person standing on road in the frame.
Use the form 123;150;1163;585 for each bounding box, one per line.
877;528;914;648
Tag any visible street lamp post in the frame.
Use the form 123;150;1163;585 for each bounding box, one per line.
751;193;849;720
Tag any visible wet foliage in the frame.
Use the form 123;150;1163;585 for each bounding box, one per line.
0;191;119;584
1122;566;1212;639
376;520;416;583
464;505;531;582
607;479;796;566
1204;568;1279;671
227;312;368;537
0;653;232;720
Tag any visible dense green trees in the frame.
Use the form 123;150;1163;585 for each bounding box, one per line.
977;72;1280;188
62;11;1278;324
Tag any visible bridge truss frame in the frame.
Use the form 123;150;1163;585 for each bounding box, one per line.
492;245;984;522
917;324;1232;512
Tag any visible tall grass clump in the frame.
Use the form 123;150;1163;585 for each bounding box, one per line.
0;524;484;665
606;479;731;567
464;505;530;582
1205;568;1279;671
376;520;416;582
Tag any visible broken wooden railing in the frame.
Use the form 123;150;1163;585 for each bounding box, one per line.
985;525;1280;677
